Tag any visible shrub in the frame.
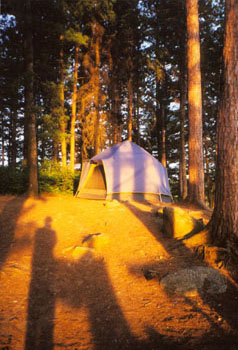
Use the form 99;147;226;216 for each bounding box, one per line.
0;166;28;195
38;160;80;194
0;162;80;195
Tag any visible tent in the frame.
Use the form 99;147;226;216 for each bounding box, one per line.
76;140;172;202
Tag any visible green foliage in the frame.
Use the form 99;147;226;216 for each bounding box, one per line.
65;28;89;46
0;163;80;195
0;166;28;195
38;160;80;194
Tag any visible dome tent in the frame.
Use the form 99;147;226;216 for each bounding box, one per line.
76;140;172;202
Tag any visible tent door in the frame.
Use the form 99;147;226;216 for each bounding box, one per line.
78;163;107;199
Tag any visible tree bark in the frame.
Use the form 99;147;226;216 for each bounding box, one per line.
93;22;103;155
179;59;188;200
80;99;88;163
52;143;58;162
111;81;121;145
204;139;212;207
10;108;17;169
92;21;104;154
70;45;79;172
1;119;4;166
94;38;100;154
209;0;238;249
25;0;38;197
156;79;167;167
135;89;140;146
186;0;205;206
59;34;67;167
160;103;166;167
128;73;133;141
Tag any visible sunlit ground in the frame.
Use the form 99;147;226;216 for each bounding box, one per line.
0;195;238;350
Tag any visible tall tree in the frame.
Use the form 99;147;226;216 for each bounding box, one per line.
70;44;79;172
59;34;67;167
25;0;38;196
209;1;238;251
186;0;205;206
127;63;133;141
179;43;188;200
199;0;224;206
157;76;167;167
93;21;104;155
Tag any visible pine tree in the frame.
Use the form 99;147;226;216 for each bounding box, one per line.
209;0;238;253
186;0;205;206
25;0;38;196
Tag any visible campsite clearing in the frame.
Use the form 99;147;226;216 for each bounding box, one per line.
0;195;238;350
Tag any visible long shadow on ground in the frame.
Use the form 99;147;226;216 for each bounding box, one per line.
55;249;185;350
25;217;188;350
0;196;28;270
25;217;56;350
123;201;238;349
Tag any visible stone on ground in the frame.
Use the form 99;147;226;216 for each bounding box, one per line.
162;207;204;239
160;266;227;297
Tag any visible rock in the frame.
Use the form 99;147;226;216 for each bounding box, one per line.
62;245;94;259
82;232;109;250
162;207;204;239
82;233;102;244
151;208;163;218
71;246;94;259
160;266;227;296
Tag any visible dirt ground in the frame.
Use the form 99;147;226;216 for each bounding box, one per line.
0;195;238;350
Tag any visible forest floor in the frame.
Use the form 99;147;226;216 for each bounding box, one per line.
0;195;238;350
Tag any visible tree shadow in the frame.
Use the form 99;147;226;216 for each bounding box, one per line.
59;251;140;349
123;201;238;341
25;217;56;350
24;200;238;349
24;218;186;350
55;250;170;350
0;196;30;270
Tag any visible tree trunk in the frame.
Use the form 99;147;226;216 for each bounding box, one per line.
135;90;140;145
23;98;28;166
160;103;166;167
10;108;17;169
156;80;160;160
70;45;79;172
156;79;167;167
60;35;67;167
80;96;88;163
204;139;211;207
52;143;58;162
1;119;4;166
25;0;38;197
209;0;238;249
128;73;133;141
111;82;120;145
186;0;205;206
93;22;103;155
179;60;188;200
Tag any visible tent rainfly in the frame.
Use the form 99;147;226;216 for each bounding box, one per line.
76;140;172;202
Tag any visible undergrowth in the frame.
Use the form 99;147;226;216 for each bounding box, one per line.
0;161;80;195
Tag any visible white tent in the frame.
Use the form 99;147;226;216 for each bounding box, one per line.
76;140;172;202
